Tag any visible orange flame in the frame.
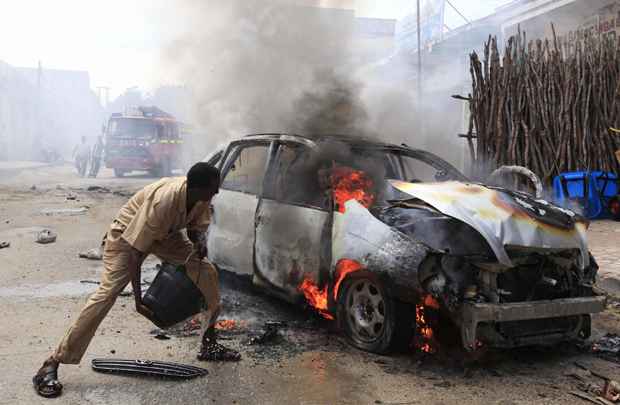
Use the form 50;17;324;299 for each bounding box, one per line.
423;295;440;310
331;166;375;213
414;296;439;354
215;319;245;331
333;259;363;300
298;278;334;320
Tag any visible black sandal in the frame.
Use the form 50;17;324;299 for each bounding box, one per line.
33;364;63;398
197;342;241;362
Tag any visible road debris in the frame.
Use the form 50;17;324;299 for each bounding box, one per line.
66;193;77;200
113;190;133;198
591;334;620;364
40;207;88;216
572;362;620;403
78;248;103;260
248;321;285;345
87;186;111;193
569;390;614;405
35;230;57;244
603;380;620;403
0;241;10;249
92;358;208;379
593;334;620;355
154;333;171;340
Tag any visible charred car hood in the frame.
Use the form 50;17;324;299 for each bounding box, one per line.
389;180;589;269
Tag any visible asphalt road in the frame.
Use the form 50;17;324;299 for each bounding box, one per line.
1;163;619;405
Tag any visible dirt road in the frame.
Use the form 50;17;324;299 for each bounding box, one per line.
1;163;620;405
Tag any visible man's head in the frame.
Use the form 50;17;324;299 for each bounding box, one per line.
187;162;220;202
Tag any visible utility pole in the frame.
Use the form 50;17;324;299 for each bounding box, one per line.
416;0;422;97
35;60;42;157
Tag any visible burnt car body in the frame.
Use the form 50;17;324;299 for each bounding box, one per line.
203;134;606;353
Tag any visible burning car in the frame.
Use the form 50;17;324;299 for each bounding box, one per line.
203;134;606;354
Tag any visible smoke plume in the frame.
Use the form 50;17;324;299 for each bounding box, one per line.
164;1;431;158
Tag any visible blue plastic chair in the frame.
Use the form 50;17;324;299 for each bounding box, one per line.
552;171;602;219
591;171;619;219
591;171;618;198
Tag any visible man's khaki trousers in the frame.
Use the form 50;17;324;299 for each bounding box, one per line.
54;224;220;364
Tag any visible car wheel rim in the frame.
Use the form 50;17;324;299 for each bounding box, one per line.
345;279;386;343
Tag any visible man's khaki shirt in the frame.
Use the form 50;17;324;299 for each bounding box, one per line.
114;177;211;253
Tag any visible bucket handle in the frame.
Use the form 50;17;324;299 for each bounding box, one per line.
181;249;203;292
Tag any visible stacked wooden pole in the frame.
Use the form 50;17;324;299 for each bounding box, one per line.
468;26;620;184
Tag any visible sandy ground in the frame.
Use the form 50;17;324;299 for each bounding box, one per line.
1;163;620;405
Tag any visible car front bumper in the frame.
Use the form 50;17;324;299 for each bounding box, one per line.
460;294;607;350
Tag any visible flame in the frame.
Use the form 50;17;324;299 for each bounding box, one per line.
298;277;334;320
414;296;439;354
423;295;440;310
331;166;375;213
333;259;363;300
215;319;245;331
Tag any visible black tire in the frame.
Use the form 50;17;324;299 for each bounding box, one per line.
337;271;414;354
113;169;125;178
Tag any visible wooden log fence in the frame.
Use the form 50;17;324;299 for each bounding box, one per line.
467;25;620;184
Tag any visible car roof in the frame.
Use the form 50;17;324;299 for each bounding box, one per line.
205;133;469;182
241;133;408;150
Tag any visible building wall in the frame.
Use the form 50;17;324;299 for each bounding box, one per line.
501;0;615;41
18;67;104;159
0;61;38;161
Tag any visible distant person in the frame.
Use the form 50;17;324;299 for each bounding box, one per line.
32;163;240;398
88;135;104;178
72;136;90;177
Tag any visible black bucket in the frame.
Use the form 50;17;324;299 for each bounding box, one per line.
143;263;204;329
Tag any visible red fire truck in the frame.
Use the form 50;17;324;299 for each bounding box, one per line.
104;106;183;177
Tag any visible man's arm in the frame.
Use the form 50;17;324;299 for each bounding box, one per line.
126;246;154;320
187;202;212;259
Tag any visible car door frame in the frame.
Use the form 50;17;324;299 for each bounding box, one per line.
252;138;335;303
206;139;276;275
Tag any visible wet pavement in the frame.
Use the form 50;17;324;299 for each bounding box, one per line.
1;163;620;404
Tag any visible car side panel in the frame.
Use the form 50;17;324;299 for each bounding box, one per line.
207;189;258;275
254;199;329;300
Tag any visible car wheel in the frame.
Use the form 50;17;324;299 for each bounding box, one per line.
337;271;414;354
113;169;125;178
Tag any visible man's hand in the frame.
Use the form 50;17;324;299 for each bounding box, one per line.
196;241;208;259
188;230;207;259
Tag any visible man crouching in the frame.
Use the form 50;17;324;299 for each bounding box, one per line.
33;162;240;398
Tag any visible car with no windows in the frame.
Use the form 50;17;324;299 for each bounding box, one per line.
203;133;606;354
